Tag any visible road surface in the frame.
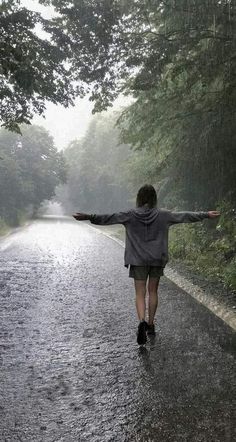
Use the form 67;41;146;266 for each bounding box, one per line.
0;217;235;442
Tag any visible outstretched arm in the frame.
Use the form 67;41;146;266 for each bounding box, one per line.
166;210;220;226
73;211;132;225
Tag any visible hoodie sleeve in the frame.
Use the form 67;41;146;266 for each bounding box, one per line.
165;210;209;226
90;211;132;226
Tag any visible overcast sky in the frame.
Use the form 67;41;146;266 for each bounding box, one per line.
33;97;94;151
33;96;131;150
21;0;131;150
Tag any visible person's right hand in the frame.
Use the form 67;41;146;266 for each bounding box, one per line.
73;212;90;221
208;211;220;218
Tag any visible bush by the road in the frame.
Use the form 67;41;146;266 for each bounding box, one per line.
169;202;236;291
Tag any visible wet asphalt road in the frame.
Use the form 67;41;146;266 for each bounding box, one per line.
0;217;235;442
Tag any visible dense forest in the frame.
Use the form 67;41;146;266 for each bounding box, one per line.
1;1;235;289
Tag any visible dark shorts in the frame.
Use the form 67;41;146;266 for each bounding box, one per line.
129;265;164;280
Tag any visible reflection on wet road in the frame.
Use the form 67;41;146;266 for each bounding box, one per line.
0;217;235;441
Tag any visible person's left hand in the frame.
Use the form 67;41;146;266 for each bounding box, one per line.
73;212;90;221
208;211;221;218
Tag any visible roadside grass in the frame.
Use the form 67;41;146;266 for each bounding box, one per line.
169;222;236;292
0;217;10;237
0;211;31;238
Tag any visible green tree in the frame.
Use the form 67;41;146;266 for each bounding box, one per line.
0;0;76;131
1;1;235;131
114;0;236;209
0;125;67;225
0;0;121;130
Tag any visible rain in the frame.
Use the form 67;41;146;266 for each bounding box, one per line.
0;1;235;441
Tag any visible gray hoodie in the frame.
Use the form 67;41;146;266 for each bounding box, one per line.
90;207;209;268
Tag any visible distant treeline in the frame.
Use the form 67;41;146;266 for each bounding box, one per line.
0;125;66;229
56;113;133;214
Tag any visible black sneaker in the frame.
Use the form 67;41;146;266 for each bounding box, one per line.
137;321;148;345
147;324;155;335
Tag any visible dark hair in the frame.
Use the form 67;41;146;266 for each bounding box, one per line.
136;184;157;208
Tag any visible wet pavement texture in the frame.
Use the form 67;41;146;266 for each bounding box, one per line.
0;217;235;442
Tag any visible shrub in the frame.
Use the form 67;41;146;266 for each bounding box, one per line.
169;200;236;291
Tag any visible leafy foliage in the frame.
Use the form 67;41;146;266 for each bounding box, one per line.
42;0;236;107
0;1;77;130
0;125;67;225
3;1;235;131
116;1;236;209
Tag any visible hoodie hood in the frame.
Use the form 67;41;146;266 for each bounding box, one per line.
132;206;160;225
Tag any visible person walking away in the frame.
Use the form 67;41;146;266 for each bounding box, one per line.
73;184;220;345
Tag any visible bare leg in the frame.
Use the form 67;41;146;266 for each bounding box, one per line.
147;277;160;325
134;280;147;321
